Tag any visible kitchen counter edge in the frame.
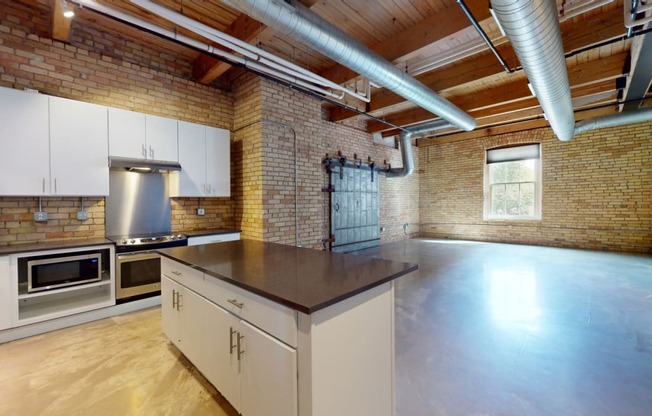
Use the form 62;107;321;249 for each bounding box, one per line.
0;238;113;256
158;245;418;315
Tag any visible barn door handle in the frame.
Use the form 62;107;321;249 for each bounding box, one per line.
334;203;340;211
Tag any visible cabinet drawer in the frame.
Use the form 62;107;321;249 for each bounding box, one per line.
203;275;297;348
187;233;240;246
161;257;204;294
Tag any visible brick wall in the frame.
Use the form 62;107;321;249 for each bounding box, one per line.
0;0;235;245
0;198;104;244
258;78;420;249
419;122;652;253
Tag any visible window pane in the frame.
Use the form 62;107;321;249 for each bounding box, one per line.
505;183;519;215
519;182;535;216
490;160;535;184
491;185;506;215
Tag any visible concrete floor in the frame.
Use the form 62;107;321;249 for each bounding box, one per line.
1;239;651;415
361;239;652;416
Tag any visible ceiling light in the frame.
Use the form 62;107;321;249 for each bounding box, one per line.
62;1;75;18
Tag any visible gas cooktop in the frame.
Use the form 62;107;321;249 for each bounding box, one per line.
107;233;188;252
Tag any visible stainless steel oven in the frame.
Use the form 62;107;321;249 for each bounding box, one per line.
115;251;161;300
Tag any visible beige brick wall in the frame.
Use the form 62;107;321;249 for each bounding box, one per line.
0;1;235;245
0;198;104;244
258;78;420;249
420;123;652;253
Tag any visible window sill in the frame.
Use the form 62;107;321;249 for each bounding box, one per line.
484;216;541;222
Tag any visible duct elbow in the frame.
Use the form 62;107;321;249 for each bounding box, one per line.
386;132;415;178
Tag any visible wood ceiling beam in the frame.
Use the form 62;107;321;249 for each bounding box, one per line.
417;106;618;145
51;0;73;42
317;0;491;86
192;0;319;85
366;50;628;133
331;8;625;122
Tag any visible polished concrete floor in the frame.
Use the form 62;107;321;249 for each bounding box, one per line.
1;239;651;415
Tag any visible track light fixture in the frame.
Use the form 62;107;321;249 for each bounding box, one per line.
62;0;75;18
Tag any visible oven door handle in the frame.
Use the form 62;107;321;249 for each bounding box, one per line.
117;252;160;262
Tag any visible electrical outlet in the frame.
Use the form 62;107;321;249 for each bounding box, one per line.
197;208;205;216
34;211;48;222
76;211;88;221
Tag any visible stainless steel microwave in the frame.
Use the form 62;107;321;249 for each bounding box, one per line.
27;253;102;293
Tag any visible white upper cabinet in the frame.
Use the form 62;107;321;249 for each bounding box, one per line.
172;121;205;197
171;121;230;198
108;109;178;162
49;96;109;196
0;87;50;196
108;107;146;159
146;114;178;162
206;126;231;197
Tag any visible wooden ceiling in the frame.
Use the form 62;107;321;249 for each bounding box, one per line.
46;0;651;141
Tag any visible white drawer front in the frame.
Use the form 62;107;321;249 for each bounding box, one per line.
203;275;297;348
161;257;204;294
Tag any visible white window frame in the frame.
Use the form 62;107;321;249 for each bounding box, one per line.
483;144;542;221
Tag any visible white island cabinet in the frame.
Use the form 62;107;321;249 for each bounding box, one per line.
158;241;417;416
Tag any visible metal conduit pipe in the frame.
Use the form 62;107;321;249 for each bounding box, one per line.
220;0;476;132
490;0;575;141
574;107;652;135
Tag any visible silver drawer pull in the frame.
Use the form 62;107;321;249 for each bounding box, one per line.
228;299;244;309
171;270;182;276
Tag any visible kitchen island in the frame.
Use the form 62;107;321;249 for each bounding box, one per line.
158;240;418;416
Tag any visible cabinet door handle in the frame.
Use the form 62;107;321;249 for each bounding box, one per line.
172;289;177;309
237;333;245;361
54;178;57;194
176;292;182;311
228;299;244;309
149;145;154;159
229;327;237;354
42;178;45;194
141;144;147;158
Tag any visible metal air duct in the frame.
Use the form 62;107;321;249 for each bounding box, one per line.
386;120;454;178
574;107;652;135
490;0;575;141
219;0;476;132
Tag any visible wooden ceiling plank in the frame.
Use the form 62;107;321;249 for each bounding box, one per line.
366;51;627;132
332;8;625;123
193;1;321;85
193;13;268;84
418;106;618;145
318;0;491;85
51;0;73;42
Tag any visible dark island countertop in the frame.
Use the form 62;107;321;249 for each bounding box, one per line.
158;240;418;314
0;238;113;256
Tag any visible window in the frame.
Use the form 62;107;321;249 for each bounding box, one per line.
484;144;541;220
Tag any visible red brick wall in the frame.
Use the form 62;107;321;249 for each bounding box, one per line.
419;123;652;253
0;0;235;245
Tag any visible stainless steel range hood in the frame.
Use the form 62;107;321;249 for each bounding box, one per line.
108;156;181;172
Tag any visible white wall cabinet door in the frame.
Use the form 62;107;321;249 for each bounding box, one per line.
200;296;242;413
240;319;298;416
108;107;147;159
0;87;50;196
171;121;206;197
206;127;230;197
145;114;178;162
49;96;109;196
